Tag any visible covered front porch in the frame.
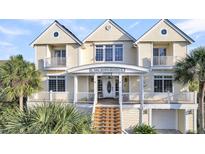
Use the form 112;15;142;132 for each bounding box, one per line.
68;63;148;106
28;63;196;105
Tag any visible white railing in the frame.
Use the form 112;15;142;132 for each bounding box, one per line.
28;91;72;102
122;129;129;134
163;92;196;104
44;57;66;68
122;92;196;104
77;92;94;104
153;56;173;66
122;92;140;103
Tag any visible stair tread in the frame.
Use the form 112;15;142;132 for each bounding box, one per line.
93;106;121;134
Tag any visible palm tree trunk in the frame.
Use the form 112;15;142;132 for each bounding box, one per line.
199;82;205;133
19;96;23;111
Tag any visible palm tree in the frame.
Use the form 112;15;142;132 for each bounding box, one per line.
0;55;41;110
175;47;205;133
0;103;92;134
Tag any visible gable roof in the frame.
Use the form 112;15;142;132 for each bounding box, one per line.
82;19;136;43
135;19;194;44
30;20;82;46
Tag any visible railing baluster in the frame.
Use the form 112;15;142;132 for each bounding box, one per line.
153;56;174;66
44;57;67;68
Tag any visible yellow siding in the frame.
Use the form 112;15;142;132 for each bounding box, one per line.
129;76;140;93
67;76;74;95
86;21;132;42
138;43;152;67
33;23;77;45
78;76;88;92
35;45;47;69
139;21;187;42
188;112;194;132
143;110;149;125
46;70;66;74
80;41;137;65
174;42;187;63
122;108;140;130
178;110;185;133
80;43;94;65
67;44;79;68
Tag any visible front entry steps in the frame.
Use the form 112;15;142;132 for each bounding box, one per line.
93;107;121;134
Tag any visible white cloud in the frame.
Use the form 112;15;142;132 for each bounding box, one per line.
24;19;53;26
128;21;139;29
60;20;92;39
0;41;13;46
176;19;205;35
24;19;91;39
0;41;18;59
0;25;30;36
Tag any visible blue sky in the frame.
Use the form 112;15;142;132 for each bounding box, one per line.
0;19;205;62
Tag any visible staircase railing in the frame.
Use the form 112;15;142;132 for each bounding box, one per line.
91;98;97;129
119;97;124;134
122;129;128;134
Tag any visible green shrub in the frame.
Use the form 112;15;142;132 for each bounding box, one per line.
0;103;93;134
133;123;156;134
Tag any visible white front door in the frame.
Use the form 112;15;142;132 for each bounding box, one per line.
103;77;115;98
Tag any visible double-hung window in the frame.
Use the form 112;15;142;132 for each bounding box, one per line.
105;45;113;61
48;76;65;92
115;44;123;61
154;75;173;92
95;44;123;62
96;45;104;61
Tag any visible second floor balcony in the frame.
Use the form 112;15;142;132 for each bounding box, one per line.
44;57;66;68
153;56;174;66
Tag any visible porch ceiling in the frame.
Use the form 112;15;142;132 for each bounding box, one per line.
66;63;150;74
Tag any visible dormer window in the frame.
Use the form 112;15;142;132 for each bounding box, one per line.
161;29;167;35
54;32;59;37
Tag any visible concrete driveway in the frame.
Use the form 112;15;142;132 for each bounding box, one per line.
156;129;181;134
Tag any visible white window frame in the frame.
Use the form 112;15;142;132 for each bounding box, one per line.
153;75;174;93
47;73;67;92
95;45;104;61
48;76;66;92
153;47;167;66
115;44;123;61
105;44;114;61
53;48;66;58
94;43;123;62
160;28;168;36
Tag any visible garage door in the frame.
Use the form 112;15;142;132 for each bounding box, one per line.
152;109;176;129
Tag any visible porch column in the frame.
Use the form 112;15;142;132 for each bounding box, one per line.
184;109;189;134
139;74;144;124
94;74;98;104
193;109;197;133
119;75;122;105
148;108;152;126
74;75;78;104
119;74;123;131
